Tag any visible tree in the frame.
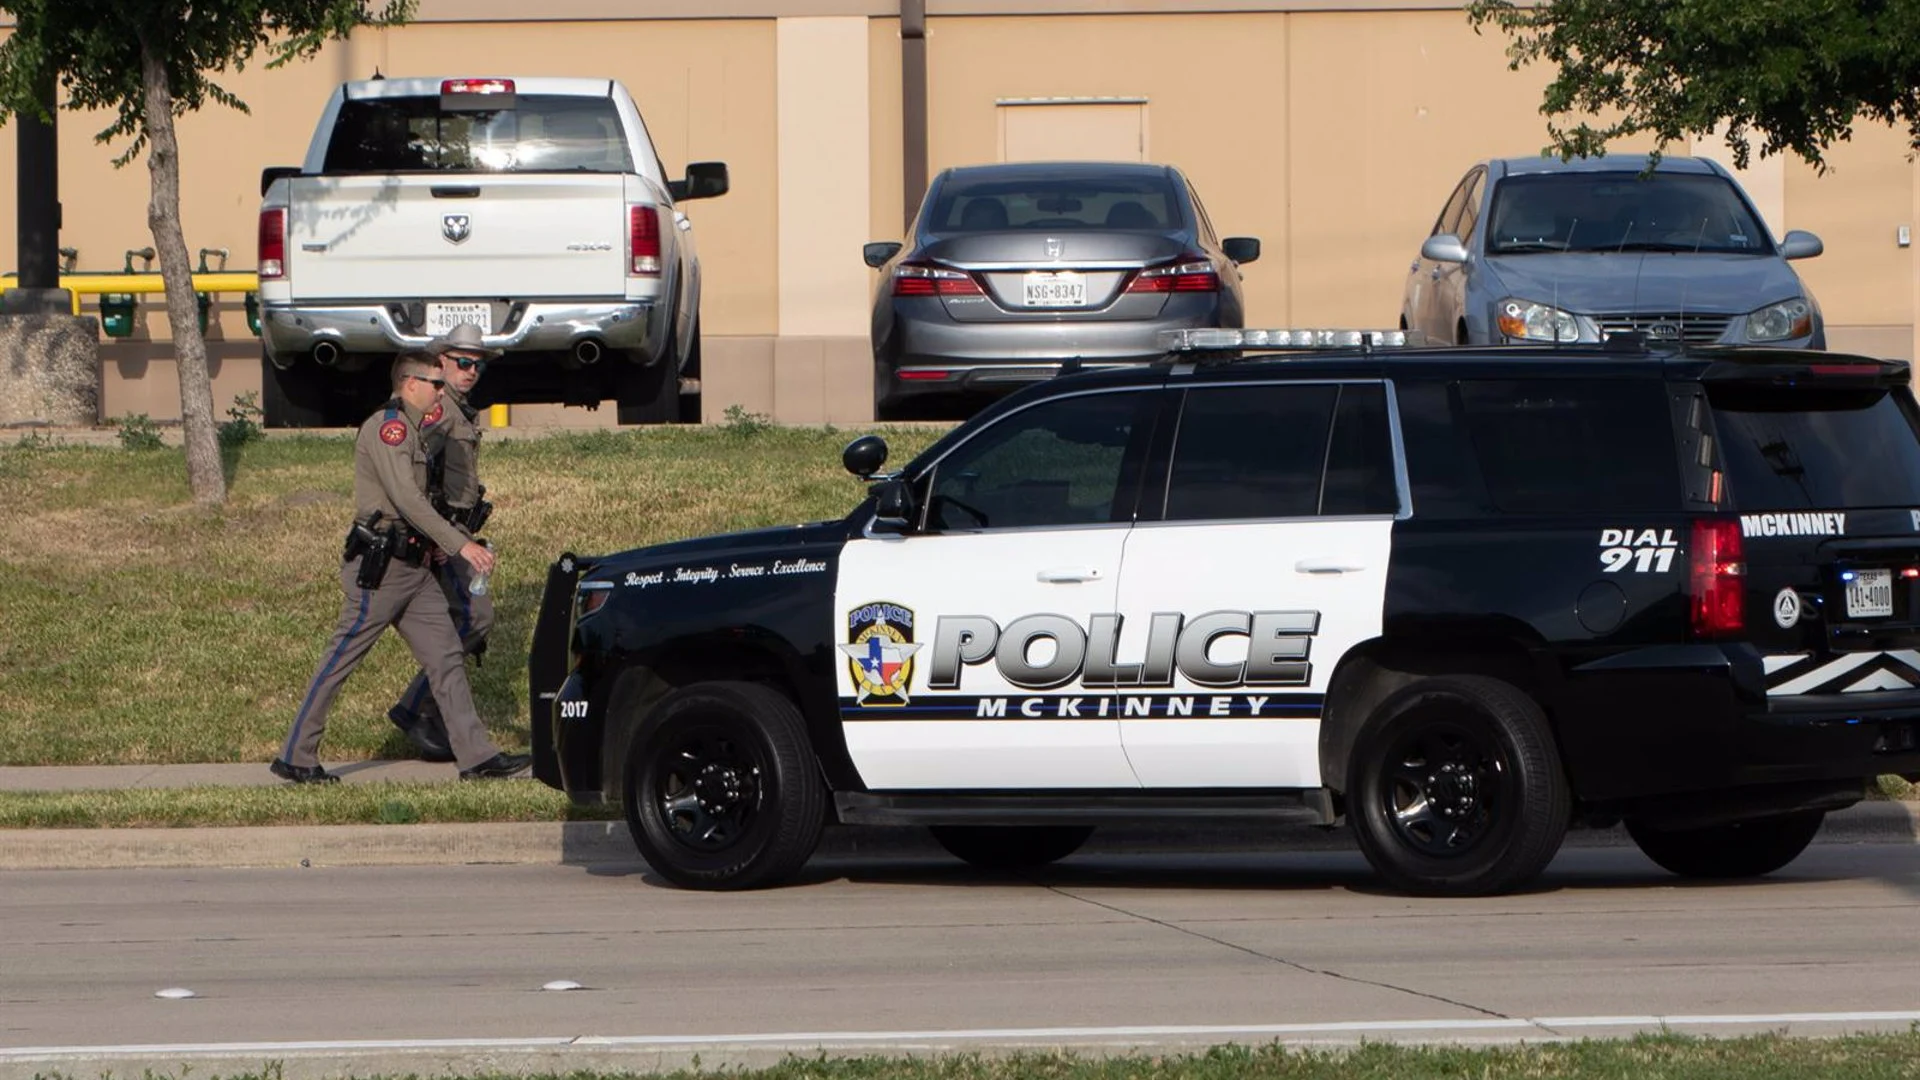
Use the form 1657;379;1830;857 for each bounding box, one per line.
1466;0;1920;173
0;0;414;504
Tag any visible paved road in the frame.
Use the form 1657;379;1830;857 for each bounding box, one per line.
5;843;1920;1077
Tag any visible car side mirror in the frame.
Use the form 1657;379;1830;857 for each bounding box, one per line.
1421;233;1469;264
668;161;729;202
1222;237;1260;264
865;478;915;535
863;241;903;269
842;434;889;478
260;165;301;197
1780;229;1823;260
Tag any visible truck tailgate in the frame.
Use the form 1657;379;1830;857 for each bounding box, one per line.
287;174;628;300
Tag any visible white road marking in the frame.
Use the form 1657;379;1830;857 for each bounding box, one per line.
8;1011;1920;1059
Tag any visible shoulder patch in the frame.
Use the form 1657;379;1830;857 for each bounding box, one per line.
379;419;408;446
422;402;444;428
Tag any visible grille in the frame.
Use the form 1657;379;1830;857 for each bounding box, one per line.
1595;313;1732;345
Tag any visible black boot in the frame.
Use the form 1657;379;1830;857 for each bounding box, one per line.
270;758;341;785
387;706;456;763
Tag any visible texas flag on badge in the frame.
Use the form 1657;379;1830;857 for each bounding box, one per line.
839;601;922;706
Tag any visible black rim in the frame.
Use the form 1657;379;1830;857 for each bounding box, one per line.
1377;713;1513;858
648;722;767;853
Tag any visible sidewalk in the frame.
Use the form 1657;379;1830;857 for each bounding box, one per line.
1;762;1915;873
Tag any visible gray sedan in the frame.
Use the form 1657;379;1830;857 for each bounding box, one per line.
864;161;1259;418
1403;155;1825;349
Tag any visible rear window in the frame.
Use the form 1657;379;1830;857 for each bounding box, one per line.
927;173;1181;232
1711;386;1920;510
322;94;632;173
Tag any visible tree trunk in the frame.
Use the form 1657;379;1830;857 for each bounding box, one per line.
140;44;225;505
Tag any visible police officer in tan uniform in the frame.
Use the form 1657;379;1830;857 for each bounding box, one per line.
386;323;499;762
273;349;530;783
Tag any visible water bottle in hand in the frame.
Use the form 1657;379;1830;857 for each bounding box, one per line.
469;539;492;596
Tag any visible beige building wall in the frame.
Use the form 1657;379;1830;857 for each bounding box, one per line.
6;3;1920;427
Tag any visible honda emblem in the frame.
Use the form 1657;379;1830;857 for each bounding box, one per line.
1044;237;1063;260
442;214;471;245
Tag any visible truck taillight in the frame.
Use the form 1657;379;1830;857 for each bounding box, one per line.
1689;518;1745;638
1127;257;1219;293
629;206;661;276
258;208;286;279
892;263;980;297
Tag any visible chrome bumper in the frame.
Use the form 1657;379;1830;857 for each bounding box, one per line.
263;301;659;364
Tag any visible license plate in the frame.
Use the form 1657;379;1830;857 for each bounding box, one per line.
425;302;492;336
1846;568;1894;618
1023;272;1086;308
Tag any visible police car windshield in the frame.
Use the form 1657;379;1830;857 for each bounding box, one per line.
1712;386;1920;509
323;95;633;173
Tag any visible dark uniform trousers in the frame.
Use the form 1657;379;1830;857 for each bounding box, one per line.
392;555;495;732
282;555;503;771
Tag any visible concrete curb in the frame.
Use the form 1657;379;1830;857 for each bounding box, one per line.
1;803;1913;872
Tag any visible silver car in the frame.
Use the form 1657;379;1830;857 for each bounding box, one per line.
1403;155;1825;349
864;161;1260;418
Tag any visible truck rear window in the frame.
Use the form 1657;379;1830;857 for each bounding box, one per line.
1711;386;1920;510
322;94;634;174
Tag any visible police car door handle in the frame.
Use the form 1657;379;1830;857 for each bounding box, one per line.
1295;558;1367;575
1037;566;1104;583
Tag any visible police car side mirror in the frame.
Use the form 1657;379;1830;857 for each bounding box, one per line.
843;434;889;478
867;478;914;535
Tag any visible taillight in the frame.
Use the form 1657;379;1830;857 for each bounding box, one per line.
258;208;286;279
1689;518;1745;638
629;206;661;276
892;263;980;297
1127;257;1219;293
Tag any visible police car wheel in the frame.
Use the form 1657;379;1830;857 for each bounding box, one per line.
1347;675;1570;897
1624;810;1824;879
928;825;1094;871
622;681;826;890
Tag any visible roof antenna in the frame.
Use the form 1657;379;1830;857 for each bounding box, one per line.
371;68;385;80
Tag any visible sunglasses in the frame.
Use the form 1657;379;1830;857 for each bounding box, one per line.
452;357;487;372
407;374;447;389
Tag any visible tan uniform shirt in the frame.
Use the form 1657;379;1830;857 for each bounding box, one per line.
436;390;483;510
353;398;470;555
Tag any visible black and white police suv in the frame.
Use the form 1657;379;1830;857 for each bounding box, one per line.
528;327;1920;896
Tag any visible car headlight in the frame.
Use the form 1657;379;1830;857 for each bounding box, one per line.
1495;298;1592;343
1746;298;1813;342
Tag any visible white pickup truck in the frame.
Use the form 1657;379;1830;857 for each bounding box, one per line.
256;76;726;426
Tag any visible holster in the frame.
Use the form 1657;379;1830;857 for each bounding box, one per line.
396;523;430;567
345;513;395;590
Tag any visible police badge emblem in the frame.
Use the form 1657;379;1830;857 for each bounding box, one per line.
838;601;922;706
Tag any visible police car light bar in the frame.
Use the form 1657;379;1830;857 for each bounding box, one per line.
1161;328;1416;352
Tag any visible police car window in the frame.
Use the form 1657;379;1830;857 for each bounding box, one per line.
923;392;1147;531
1322;384;1401;516
1710;385;1920;509
1164;385;1339;521
1458;379;1680;514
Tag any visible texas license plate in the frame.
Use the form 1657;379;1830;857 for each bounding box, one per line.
1023;272;1086;308
1846;568;1894;618
425;302;492;336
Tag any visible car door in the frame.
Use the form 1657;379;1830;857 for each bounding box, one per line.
1112;379;1403;788
1434;169;1485;344
833;386;1163;790
1410;168;1478;344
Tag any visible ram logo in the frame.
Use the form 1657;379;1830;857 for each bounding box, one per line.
442;214;471;245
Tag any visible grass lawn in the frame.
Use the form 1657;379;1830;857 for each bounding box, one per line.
0;422;946;767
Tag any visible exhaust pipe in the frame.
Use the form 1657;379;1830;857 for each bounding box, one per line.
573;338;603;366
312;340;341;367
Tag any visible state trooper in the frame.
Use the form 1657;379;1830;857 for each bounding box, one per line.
273;349;530;784
385;323;500;762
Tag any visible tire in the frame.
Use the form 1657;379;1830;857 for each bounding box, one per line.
1347;675;1569;896
677;320;702;424
621;681;826;889
1626;811;1824;879
929;825;1093;870
261;355;327;428
615;355;676;425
